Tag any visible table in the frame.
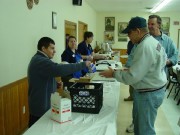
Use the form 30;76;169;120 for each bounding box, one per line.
95;60;122;71
120;55;128;59
23;81;120;135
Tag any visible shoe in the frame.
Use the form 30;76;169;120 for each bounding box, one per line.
126;123;134;133
124;96;133;101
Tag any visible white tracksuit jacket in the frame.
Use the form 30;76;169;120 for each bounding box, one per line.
114;34;167;91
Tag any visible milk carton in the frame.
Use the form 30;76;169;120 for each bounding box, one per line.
51;92;71;123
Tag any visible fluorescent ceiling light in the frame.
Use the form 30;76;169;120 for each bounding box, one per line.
151;0;172;13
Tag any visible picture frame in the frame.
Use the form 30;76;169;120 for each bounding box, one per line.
105;17;115;31
104;31;115;44
118;22;128;42
52;12;57;29
161;17;170;35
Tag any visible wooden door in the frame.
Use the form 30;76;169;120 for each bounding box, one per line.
177;29;180;51
78;21;87;44
65;20;77;48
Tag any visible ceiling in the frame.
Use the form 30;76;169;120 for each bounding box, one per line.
85;0;180;13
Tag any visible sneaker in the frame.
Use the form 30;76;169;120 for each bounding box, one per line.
124;96;133;101
126;123;134;133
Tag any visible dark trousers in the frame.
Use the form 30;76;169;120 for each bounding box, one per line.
129;85;134;99
28;114;41;128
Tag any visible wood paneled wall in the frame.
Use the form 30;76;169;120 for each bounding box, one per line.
0;78;29;135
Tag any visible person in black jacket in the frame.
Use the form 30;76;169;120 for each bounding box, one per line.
28;37;91;127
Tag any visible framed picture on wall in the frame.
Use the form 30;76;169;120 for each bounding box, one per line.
118;22;128;42
105;17;115;31
52;12;57;29
104;31;114;44
161;17;170;35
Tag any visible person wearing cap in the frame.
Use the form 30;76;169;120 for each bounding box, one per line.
100;16;167;135
125;14;179;134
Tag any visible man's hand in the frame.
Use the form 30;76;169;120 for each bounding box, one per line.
85;61;91;67
86;55;93;61
99;67;114;78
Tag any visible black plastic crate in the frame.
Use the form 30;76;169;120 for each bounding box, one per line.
69;82;103;114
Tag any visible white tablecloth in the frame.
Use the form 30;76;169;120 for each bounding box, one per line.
23;81;120;135
95;60;122;71
120;55;128;58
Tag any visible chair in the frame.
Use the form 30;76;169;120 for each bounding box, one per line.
173;68;180;105
167;67;178;98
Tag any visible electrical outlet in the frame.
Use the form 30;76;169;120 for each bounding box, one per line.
23;106;26;114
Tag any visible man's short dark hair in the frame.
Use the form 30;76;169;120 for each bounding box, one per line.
37;37;55;51
149;15;162;27
83;31;93;41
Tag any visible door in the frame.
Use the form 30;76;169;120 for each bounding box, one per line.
177;29;180;60
178;29;180;52
78;21;87;44
65;20;77;48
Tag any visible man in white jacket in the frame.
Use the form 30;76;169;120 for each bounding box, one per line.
100;17;167;135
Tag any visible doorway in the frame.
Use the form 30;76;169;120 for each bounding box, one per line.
78;21;88;44
177;29;180;49
64;20;77;48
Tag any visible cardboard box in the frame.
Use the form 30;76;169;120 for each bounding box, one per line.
51;92;71;123
69;73;95;83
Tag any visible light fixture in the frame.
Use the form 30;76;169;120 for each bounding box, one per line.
151;0;172;13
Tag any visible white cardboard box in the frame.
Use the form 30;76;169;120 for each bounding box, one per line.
51;92;71;123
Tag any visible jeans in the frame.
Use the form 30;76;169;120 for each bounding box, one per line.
133;87;165;135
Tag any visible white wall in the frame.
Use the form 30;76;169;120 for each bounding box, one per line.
0;0;96;87
1;0;180;87
96;12;180;49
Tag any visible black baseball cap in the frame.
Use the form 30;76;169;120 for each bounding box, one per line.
122;16;147;33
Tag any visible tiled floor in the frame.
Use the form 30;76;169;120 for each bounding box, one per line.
117;83;180;135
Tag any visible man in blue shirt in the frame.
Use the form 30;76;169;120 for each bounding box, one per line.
148;15;178;68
